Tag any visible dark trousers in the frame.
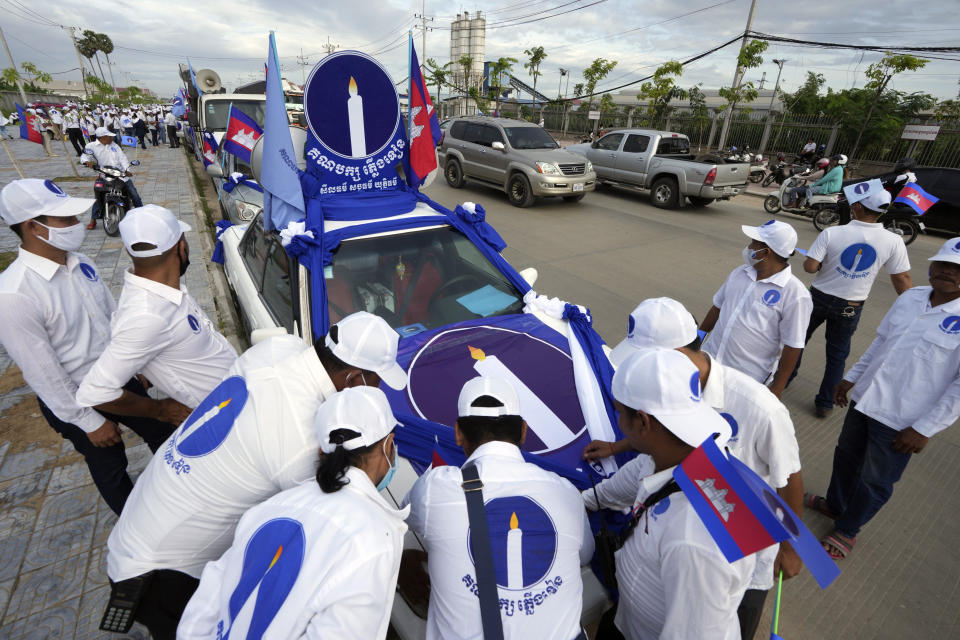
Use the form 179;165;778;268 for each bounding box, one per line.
67;128;86;156
137;133;147;149
789;287;864;408
92;180;143;219
111;570;199;640
737;588;768;640
826;404;912;538
38;378;176;515
167;125;179;147
150;128;159;146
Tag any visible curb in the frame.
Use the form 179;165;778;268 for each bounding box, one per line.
180;150;245;354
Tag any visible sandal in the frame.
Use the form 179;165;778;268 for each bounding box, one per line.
804;493;837;519
821;531;855;560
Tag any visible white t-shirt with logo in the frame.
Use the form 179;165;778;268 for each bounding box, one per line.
702;265;812;383
808;220;910;301
107;336;338;581
405;441;593;640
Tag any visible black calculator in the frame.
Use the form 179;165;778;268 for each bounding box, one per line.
99;573;153;633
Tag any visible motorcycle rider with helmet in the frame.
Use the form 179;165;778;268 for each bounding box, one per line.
893;157;918;187
786;154;845;208
80;127;143;230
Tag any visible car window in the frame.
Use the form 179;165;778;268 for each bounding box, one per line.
450;120;468;140
240;213;270;289
262;239;295;332
623;134;650;153
203;100;266;131
596;133;624;151
481;125;505;146
503;126;558;150
655;137;691;155
464;123;488;147
322;226;524;335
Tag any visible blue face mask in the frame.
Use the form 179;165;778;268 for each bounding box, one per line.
376;438;398;492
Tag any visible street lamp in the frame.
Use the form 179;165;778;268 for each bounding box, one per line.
768;59;786;113
558;68;568;100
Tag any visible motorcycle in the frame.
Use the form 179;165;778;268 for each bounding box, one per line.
812;181;924;244
763;175;840;221
92;161;139;237
748;153;767;184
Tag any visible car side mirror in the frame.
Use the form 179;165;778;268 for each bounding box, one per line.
591;141;599;149
492;141;505;152
518;267;538;287
130;160;140;166
205;164;223;178
250;326;288;345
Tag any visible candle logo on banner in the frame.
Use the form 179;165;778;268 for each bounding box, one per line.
405;325;591;471
467;496;557;590
301;51;406;195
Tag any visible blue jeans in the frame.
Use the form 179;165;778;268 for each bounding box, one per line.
786;185;821;206
826;404;912;538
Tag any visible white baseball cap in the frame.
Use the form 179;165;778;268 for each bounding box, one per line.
843;179;887;211
119;205;191;257
609;297;698;366
457;376;521;418
612;347;731;449
928;237;960;266
0;179;95;226
315;386;400;454
742;219;797;258
326;311;407;390
94;126;115;138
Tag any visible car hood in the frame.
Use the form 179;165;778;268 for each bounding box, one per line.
384;312;593;473
511;147;590;164
565;143;591;157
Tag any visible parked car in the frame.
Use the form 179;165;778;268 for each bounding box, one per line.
842;166;960;234
205;146;263;225
218;204;613;637
438;116;597;207
566;129;750;208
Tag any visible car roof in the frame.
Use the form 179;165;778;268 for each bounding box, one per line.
449;116;537;127
603;128;688;138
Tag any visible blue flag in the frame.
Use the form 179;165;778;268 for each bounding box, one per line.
187;58;200;95
260;32;305;232
120;135;138;148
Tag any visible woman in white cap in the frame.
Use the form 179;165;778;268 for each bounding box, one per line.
178;386;407;640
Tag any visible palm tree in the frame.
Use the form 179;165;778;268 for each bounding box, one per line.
96;33;119;97
523;46;547;118
489;57;518;116
457;55;473;93
78;30;105;84
424;58;451;105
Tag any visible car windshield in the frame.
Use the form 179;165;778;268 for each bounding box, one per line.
203;100;266;131
503;126;559;150
323;226;524;336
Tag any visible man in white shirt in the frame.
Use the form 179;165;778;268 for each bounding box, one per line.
106;311;407;639
77;205;237;417
700;220;813;397
809;237;960;562
610;347;749;639
179;387;408;640
80;127;143;229
0;180;183;515
164;111;180;148
404;376;593;640
797;182;913;417
64;106;85;156
586;297;803;639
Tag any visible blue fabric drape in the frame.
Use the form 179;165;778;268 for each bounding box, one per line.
221;177;264;194
210;220;233;265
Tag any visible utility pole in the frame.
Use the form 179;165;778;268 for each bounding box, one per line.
757;71;766;90
67;27;89;99
414;0;434;75
717;0;759;150
297;48;310;85
558;68;567;99
767;59;786;112
322;36;339;57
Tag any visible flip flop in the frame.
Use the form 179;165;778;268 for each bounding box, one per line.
804;493;837;519
821;532;855;560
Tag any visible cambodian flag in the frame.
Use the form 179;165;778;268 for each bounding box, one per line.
201;131;219;167
16;103;43;144
894;182;939;216
221;105;263;165
674;438;840;589
405;34;443;188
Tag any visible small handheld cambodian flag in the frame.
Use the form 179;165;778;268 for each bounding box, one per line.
120;135;138;148
221;105;263;165
895;182;939;216
674;437;840;589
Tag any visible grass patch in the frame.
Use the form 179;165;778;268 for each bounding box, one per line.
0;251;16;273
183;146;216;242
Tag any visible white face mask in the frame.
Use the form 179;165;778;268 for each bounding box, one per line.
35;221;86;252
742;246;766;267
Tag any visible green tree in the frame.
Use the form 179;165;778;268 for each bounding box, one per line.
573;82;584;98
458;55;473;92
784;71;826;115
581;58;617;111
688;83;710;147
849;52;929;159
637;60;686;121
934;99;960;123
96;32;118;96
718;39;768;114
523;46;547;116
78;30;107;84
468;87;489;114
424;58;451;103
488;56;518;115
3;62;52;93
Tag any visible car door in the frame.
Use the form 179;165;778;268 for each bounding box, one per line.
586;132;624;179
452;121;486;180
480;124;510;185
614;133;651;185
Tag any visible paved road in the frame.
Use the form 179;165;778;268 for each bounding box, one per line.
422;178;960;639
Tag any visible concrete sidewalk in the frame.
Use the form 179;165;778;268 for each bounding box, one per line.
0;137;226;639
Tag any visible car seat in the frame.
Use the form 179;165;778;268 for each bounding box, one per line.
390;252;444;326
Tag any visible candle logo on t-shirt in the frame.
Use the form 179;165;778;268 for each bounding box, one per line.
467;496;557;590
173;375;248;457
838;243;877;275
939;315;960;335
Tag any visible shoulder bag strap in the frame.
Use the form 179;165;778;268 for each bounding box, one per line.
461;463;505;640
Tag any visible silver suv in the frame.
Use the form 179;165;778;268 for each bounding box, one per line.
438;117;596;207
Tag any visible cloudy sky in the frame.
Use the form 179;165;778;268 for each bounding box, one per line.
5;0;958;102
